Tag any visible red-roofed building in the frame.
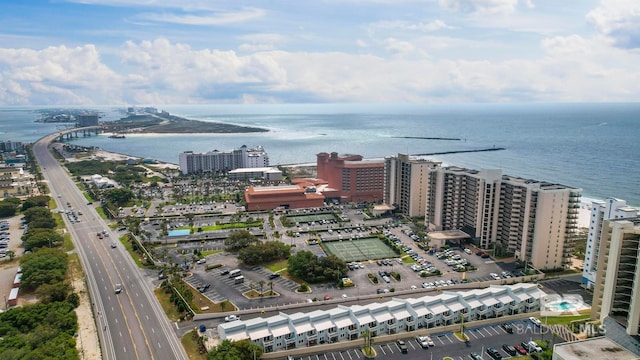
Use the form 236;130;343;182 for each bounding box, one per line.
316;152;384;203
245;184;325;211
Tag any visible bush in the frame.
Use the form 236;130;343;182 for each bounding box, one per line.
368;273;379;284
205;264;223;271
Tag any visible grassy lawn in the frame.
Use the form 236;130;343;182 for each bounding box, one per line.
402;256;415;264
180;331;208;360
201;249;222;257
120;235;146;268
264;259;288;272
155;287;185;322
95;207;107;220
184;284;236;313
543;314;590;325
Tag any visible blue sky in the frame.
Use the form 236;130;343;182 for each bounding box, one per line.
0;0;638;105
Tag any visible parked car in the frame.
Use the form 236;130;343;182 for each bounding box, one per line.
268;273;281;279
529;316;542;326
470;352;482;360
224;315;240;322
396;339;408;354
415;336;430;348
502;323;513;333
502;344;517;356
514;344;527;355
486;347;503;359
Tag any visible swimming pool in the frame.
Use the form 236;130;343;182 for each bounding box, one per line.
168;229;190;236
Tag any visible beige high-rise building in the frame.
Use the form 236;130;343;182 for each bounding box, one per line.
383;154;440;218
591;217;640;336
426;168;582;271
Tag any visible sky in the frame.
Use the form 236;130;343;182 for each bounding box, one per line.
0;0;639;106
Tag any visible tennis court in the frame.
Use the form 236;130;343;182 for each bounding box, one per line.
286;213;337;224
321;237;398;262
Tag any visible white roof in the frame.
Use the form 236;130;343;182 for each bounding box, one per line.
429;304;448;314
355;313;375;324
314;320;334;332
373;312;394;323
466;299;483;309
412;306;431;317
333;316;353;329
446;302;465;312
295;323;314;334
249;328;271;341
480;297;500;307
271;325;291;338
393;310;412;321
226;331;249;342
498;294;514;304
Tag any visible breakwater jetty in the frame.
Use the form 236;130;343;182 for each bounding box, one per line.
413;147;505;156
392;136;461;141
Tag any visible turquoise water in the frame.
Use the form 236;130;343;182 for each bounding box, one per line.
2;103;639;206
168;229;190;237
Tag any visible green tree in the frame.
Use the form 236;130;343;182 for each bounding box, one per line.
258;280;265;296
22;228;64;251
23;206;56;229
36;282;72;303
20;248;68;291
104;188;134;206
207;339;262;360
0;202;18;217
224;230;259;252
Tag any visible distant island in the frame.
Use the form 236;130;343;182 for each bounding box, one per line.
103;111;269;134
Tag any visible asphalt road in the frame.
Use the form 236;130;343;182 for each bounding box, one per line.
34;131;187;360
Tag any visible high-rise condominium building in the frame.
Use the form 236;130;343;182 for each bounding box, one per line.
426;167;582;271
178;145;268;174
384;154;440;218
77;114;99;127
591;217;640;336
582;198;638;289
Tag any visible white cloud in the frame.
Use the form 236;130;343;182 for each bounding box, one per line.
0;44;121;105
135;7;266;26
586;0;640;48
384;37;416;56
370;20;453;32
438;0;519;15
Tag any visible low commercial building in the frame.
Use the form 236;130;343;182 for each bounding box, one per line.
218;284;544;353
228;167;282;181
244;184;325;211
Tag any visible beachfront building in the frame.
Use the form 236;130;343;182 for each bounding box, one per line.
384;154;441;217
581;198;638;289
316;152;385;203
591;217;640;336
426;167;582;271
228;167;282;182
218;284;544;353
178;145;268;174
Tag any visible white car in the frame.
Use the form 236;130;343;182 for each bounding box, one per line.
224;315;240;322
529;316;542;326
416;336;430;348
490;273;501;280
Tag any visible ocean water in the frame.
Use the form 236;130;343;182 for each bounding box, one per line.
1;103;638;206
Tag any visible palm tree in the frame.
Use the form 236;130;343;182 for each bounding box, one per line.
268;281;274;295
249;282;255;295
258;280;265;297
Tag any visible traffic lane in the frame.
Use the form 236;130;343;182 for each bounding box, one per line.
287;319;562;360
35;137;187;360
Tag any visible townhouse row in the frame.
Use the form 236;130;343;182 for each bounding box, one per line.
218;283;544;353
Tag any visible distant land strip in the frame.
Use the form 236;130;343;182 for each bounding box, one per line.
412;147;505;156
392;136;461;141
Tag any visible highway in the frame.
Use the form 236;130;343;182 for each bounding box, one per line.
33;132;187;360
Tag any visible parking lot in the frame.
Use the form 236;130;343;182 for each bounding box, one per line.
280;318;563;360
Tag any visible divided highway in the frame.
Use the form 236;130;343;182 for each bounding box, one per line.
33;132;187;360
